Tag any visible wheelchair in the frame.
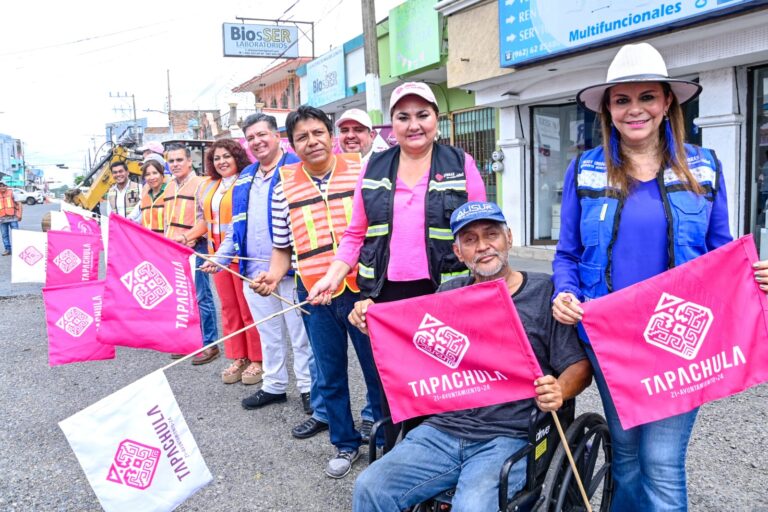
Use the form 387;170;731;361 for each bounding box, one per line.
367;399;613;512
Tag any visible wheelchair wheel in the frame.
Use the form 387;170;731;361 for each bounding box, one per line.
537;413;613;511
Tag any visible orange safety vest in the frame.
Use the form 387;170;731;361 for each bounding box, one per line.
140;186;166;234
0;189;18;218
163;175;204;240
202;178;236;257
279;154;361;297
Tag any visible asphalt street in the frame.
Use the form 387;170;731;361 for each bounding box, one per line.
0;202;765;511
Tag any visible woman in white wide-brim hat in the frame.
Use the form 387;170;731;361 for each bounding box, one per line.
552;42;768;511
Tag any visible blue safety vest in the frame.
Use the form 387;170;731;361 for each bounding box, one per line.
575;144;721;300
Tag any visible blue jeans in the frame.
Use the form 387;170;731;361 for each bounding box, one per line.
298;286;382;451
1;220;18;251
586;345;697;512
296;280;372;424
354;425;527;512
194;240;219;345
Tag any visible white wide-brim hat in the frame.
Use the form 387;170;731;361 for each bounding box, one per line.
577;42;702;113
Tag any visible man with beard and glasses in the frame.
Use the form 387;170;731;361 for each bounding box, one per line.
351;201;591;511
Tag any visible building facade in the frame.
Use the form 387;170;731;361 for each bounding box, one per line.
437;0;768;256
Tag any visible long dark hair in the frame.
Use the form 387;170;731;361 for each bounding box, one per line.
205;139;251;179
599;82;703;197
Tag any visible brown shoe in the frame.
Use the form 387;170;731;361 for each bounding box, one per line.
170;353;186;359
222;358;249;384
191;346;220;365
241;361;264;385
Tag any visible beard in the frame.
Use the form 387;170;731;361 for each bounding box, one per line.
470;249;506;277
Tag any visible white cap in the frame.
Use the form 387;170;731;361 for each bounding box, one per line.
389;82;439;115
335;109;373;130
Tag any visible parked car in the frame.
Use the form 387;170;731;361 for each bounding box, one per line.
12;188;44;205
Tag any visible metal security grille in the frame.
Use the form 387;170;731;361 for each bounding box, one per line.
437;108;497;203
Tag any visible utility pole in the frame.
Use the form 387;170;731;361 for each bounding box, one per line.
109;92;139;142
361;0;382;124
166;69;173;131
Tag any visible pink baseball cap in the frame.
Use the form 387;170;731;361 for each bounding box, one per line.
335;109;373;130
137;141;165;154
389;82;439;116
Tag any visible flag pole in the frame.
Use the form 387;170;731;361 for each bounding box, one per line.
194;251;309;315
550;410;593;512
161;300;310;371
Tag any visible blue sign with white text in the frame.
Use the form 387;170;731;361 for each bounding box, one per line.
499;0;763;68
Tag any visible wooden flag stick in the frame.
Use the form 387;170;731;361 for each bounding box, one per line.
161;300;310;371
550;410;593;512
194;252;309;315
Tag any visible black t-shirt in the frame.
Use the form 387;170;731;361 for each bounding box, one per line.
423;272;586;440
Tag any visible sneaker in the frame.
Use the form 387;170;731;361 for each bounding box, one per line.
241;362;263;385
360;419;374;444
1;250;9;256
291;417;329;439
241;389;287;410
222;358;249;384
300;392;313;415
325;449;360;479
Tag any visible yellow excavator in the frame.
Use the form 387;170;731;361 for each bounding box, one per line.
67;140;212;213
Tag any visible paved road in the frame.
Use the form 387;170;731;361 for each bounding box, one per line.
0;207;765;511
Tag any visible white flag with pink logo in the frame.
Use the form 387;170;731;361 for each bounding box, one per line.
59;370;212;512
11;229;46;283
50;210;71;231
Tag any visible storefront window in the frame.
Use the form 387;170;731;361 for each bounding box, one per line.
748;66;768;245
531;103;599;244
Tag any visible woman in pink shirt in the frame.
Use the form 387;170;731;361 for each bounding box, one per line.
309;82;486;444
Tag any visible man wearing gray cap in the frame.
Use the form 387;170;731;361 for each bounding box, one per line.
336;109;375;164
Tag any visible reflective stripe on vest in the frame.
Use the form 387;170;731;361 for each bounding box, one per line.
362;178;392;191
280;154;362;297
440;270;470;283
366;224;389;237
140;189;166;234
428;180;466;192
428;227;453;241
164;175;203;240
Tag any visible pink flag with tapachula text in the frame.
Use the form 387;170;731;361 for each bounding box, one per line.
65;210;101;236
581;235;768;429
46;230;101;286
44;279;115;366
366;279;543;424
97;214;201;354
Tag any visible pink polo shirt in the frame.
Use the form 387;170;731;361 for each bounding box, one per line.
336;152;486;281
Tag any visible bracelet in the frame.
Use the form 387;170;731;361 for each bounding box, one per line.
181;234;188;243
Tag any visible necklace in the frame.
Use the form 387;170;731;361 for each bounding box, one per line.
260;151;283;175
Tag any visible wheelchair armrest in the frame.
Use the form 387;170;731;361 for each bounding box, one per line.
368;416;393;464
498;443;534;510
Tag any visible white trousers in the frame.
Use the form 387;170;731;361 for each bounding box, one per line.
241;276;312;394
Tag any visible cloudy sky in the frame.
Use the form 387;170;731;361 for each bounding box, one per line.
0;0;402;184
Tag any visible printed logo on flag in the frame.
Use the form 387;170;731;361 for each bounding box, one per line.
121;261;174;310
643;292;713;361
55;306;94;337
412;313;470;369
53;249;82;274
105;439;161;490
19;245;43;266
77;220;97;234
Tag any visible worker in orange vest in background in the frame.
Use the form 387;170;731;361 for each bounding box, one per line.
0;182;22;255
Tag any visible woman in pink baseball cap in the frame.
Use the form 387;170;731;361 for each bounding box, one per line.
308;81;487;447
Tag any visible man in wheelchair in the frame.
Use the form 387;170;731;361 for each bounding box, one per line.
352;202;592;512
